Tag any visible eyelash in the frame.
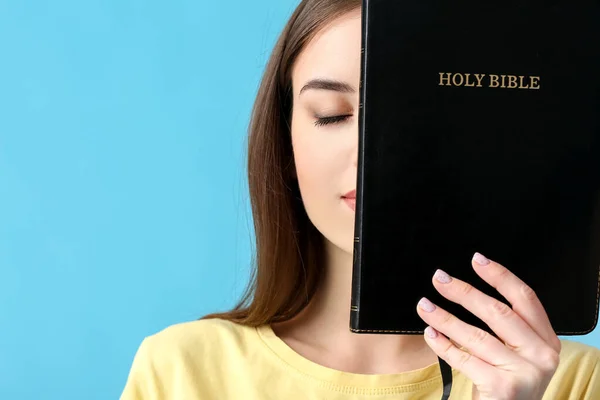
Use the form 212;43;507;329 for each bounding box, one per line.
314;114;352;127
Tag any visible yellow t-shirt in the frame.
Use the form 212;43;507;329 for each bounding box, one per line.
120;318;600;399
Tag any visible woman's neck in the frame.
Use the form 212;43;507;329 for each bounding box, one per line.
271;239;439;374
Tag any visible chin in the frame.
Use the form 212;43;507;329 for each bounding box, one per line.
321;229;355;257
303;201;356;257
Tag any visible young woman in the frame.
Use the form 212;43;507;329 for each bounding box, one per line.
120;1;600;399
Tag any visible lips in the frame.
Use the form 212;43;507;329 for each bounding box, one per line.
343;189;356;199
342;189;356;211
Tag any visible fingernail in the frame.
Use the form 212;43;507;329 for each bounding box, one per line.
418;297;436;312
434;269;452;284
473;252;490;266
425;326;438;338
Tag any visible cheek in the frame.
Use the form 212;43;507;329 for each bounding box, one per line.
292;133;335;199
290;119;356;253
291;130;355;254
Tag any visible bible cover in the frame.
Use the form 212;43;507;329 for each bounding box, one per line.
350;0;600;335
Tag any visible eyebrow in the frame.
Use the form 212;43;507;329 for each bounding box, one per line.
299;78;356;95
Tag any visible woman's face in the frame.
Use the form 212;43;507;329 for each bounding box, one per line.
290;9;361;255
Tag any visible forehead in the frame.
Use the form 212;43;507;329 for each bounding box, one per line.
291;10;362;94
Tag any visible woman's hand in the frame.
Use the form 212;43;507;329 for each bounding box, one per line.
416;252;561;400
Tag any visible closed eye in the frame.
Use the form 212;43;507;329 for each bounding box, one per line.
314;114;352;127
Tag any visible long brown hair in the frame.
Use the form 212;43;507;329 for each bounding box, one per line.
202;0;361;326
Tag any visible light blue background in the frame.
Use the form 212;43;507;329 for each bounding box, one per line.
0;1;598;399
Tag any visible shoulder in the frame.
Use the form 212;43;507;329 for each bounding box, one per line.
120;318;260;399
558;339;600;359
557;338;600;368
138;317;257;360
544;339;600;399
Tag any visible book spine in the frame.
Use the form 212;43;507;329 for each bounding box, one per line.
350;0;370;333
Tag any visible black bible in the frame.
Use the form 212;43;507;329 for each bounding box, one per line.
350;0;600;335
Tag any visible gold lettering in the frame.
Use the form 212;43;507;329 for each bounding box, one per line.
507;75;518;89
489;74;500;88
518;76;530;89
438;72;541;89
500;75;507;88
474;74;486;87
439;72;452;86
452;73;465;86
464;73;476;87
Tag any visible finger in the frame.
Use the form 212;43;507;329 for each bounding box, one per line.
471;252;561;351
431;268;550;361
417;297;522;368
422;324;496;385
